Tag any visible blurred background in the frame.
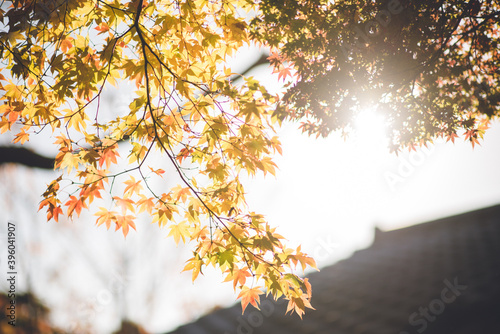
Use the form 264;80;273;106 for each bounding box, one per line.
1;46;500;333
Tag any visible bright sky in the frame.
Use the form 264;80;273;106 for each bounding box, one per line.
1;46;500;333
242;46;500;267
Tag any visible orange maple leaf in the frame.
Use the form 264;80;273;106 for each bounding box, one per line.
148;166;165;176
13;130;29;144
50;206;64;222
113;196;135;213
238;286;263;314
65;195;87;217
224;267;252;291
464;129;480;148
123;176;143;196
267;51;285;67
40;198;63;222
137;195;155;214
115;214;136;237
277;66;292;82
95;23;109;35
99;146;119;168
176;147;193;164
60;37;73;53
446;132;459;143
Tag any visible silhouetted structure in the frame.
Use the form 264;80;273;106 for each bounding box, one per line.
167;204;500;333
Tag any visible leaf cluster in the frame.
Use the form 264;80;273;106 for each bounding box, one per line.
0;0;315;316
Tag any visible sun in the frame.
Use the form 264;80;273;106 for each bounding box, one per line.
353;107;389;149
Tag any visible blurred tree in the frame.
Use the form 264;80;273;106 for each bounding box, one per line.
0;291;147;333
0;166;213;333
0;291;65;334
251;0;500;151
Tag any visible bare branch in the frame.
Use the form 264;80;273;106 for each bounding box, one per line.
0;146;54;170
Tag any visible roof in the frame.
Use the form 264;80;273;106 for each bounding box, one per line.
167;204;500;334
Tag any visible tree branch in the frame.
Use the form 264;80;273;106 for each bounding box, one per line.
0;146;54;170
231;52;270;81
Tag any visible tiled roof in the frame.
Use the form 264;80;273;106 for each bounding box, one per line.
167;204;500;334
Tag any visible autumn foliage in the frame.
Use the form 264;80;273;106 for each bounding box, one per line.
2;0;500;319
251;0;500;151
0;0;315;317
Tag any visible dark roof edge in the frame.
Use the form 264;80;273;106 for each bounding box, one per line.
373;202;500;244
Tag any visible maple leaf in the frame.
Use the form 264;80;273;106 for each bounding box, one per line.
95;23;110;35
65;196;87;218
237;286;263;313
95;207;117;230
177;147;194;163
168;222;190;245
137;195;155;214
123;176;143;197
446;132;459;143
224;267;252;291
148;166;165;177
290;248;318;272
128;143;148;163
286;294;315;319
218;250;235;268
182;256;203;282
99;145;120;168
13;130;29;144
50;206;64;222
267;51;285;67
39;198;63;222
115;214;136;237
113;196;135;213
464;129;481;148
57;152;80;173
172;184;190;203
60;37;73;53
277;66;292;82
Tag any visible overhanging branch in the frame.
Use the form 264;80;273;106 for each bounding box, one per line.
0;146;54;170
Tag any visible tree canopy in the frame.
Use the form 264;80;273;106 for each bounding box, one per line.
0;0;315;317
1;0;499;318
252;0;500;150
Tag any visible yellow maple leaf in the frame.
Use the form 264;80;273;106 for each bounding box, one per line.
58;152;80;173
168;222;190;245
